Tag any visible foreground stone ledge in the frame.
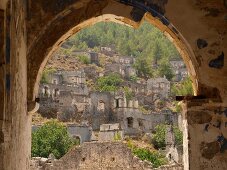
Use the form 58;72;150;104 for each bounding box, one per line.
30;142;183;170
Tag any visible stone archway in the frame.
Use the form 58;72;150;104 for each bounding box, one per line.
27;0;200;103
1;0;227;170
27;4;200;170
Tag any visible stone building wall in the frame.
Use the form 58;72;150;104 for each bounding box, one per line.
115;108;178;136
67;124;92;144
38;81;89;120
147;77;171;99
182;100;227;170
98;123;124;141
84;92;115;130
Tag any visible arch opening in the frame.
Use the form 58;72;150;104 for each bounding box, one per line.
32;12;197;167
28;12;199;102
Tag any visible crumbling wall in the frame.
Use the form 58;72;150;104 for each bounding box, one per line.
182;100;227;170
67;124;92;143
30;142;183;170
31;142;150;170
0;1;31;170
84;92;115;130
115;108;178;135
0;7;5;170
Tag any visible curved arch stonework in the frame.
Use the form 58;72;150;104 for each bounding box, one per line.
27;0;227;103
28;13;199;102
1;0;227;170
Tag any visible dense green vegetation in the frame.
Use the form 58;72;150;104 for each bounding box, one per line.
171;77;193;96
127;140;167;168
123;86;134;102
40;68;56;84
68;22;180;59
77;55;90;64
62;21;180;79
32;120;76;159
152;124;183;149
95;73;123;92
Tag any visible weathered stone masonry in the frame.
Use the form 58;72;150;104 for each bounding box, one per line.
30;142;183;170
0;0;227;170
0;1;31;170
182;100;227;170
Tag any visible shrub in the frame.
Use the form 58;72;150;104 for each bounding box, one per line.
40;68;56;84
78;55;90;64
152;124;167;149
152;124;183;149
127;141;167;168
132;148;167;168
171;76;193;96
129;75;138;82
123;86;134;102
95;73;123;92
173;126;183;146
32;120;75;159
114;132;122;141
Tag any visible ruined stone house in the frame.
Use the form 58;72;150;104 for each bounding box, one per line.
71;50;100;65
170;59;188;82
115;107;178;136
105;63;136;78
100;46;116;57
147;77;171;99
115;55;135;65
165;125;183;164
38;70;89;121
83;92;116;130
98;123;124;141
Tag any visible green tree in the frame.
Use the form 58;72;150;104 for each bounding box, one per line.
134;56;153;79
152;43;162;65
156;62;174;81
40;68;56;84
152;124;183;149
173;126;183;146
152;124;167;149
171;76;193;96
122;86;134;102
95;73;123;92
32;120;75;159
77;55;90;64
129;75;138;82
68;21;180;60
127;140;167;168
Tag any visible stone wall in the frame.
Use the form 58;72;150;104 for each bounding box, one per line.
30;142;183;170
38;83;89;121
115;108;178;136
0;7;5;169
84;92;115;130
182;100;227;170
30;142;150;170
98;123;124;141
0;1;32;170
67;124;92;143
147;77;170;99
